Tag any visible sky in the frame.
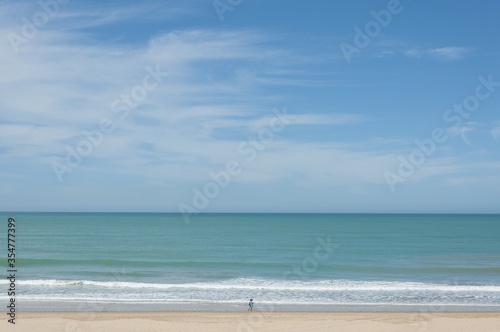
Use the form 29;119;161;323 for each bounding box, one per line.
1;0;499;213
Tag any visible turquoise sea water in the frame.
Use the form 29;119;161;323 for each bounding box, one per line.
1;213;499;311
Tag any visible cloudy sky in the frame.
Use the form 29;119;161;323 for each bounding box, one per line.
1;0;499;213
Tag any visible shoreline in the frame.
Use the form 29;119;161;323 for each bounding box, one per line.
6;311;500;332
14;299;500;312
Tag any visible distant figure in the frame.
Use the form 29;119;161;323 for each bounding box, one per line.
248;298;254;311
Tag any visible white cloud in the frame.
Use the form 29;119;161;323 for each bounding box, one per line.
404;48;422;58
374;50;395;58
0;3;375;193
428;47;468;60
403;46;468;60
447;124;476;146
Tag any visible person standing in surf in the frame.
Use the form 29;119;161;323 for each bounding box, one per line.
248;298;254;311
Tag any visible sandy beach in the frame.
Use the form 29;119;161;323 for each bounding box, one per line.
4;311;500;332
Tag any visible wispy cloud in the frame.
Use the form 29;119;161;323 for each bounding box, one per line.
447;124;476;146
428;46;469;60
404;46;469;60
0;2;373;192
374;50;395;58
367;39;470;61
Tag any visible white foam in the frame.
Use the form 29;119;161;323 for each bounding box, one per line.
3;278;500;292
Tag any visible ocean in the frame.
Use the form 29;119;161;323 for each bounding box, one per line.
1;213;499;311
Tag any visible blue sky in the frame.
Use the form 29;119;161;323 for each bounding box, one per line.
1;0;499;213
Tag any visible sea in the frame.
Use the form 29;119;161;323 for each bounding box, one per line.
1;213;499;312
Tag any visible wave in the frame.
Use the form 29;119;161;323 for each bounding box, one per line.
2;278;500;307
2;278;500;292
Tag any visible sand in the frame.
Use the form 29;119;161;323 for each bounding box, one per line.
4;311;500;332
